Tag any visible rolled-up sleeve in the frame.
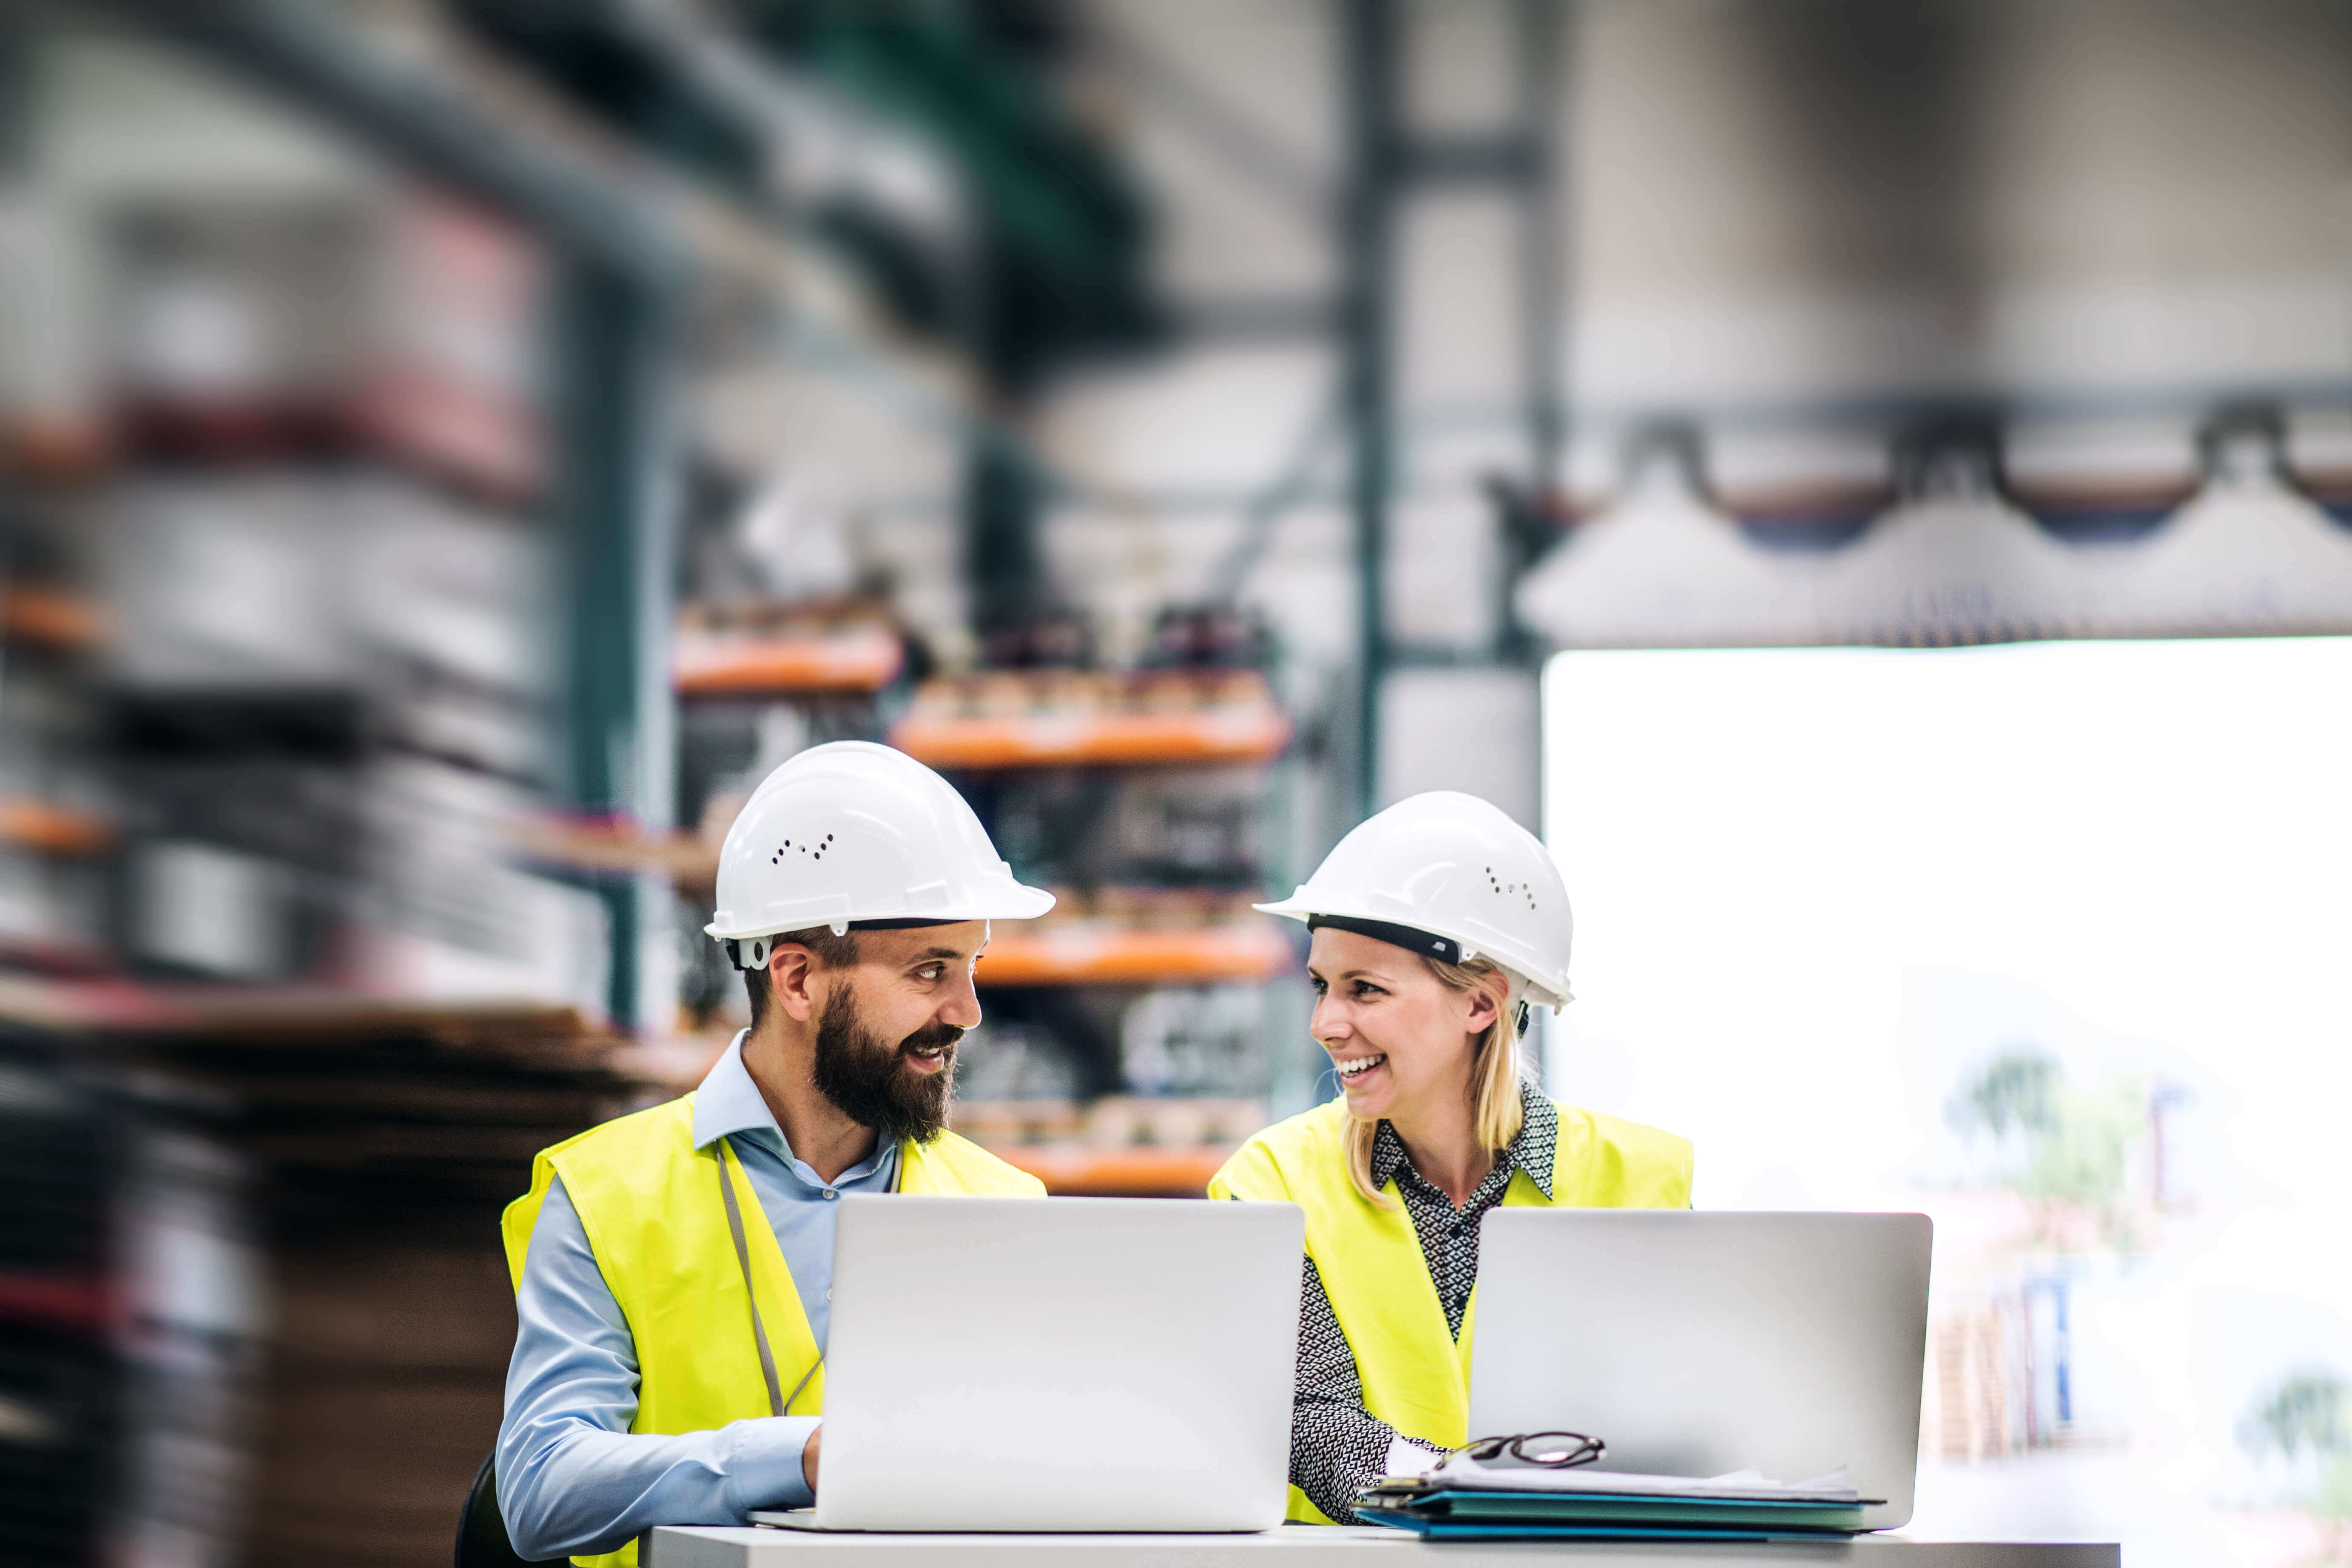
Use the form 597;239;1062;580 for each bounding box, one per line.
495;1177;816;1559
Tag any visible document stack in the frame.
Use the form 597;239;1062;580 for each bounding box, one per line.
1355;1454;1876;1542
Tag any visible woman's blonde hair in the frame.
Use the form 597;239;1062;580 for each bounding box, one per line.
1342;954;1526;1206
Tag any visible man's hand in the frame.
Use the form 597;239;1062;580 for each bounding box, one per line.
802;1423;822;1493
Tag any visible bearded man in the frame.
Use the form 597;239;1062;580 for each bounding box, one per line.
495;744;1054;1566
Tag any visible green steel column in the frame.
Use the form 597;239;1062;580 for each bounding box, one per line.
1516;0;1567;507
967;427;1048;644
1507;0;1568;660
1342;0;1402;823
555;259;680;1031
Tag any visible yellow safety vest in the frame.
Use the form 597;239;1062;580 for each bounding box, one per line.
1209;1094;1692;1524
500;1094;1046;1568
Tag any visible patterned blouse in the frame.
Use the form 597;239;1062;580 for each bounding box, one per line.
1288;1082;1559;1522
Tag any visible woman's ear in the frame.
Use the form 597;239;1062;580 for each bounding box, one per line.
1460;977;1503;1035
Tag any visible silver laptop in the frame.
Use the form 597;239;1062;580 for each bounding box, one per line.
759;1193;1302;1533
1470;1210;1932;1531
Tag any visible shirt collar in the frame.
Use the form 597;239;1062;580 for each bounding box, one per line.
691;1030;783;1150
1370;1079;1556;1201
691;1031;900;1189
1517;1084;1558;1199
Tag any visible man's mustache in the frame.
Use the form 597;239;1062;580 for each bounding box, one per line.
899;1021;965;1056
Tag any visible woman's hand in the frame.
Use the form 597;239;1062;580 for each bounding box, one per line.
803;1424;822;1493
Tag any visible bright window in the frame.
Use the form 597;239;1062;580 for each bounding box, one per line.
1544;640;2352;1565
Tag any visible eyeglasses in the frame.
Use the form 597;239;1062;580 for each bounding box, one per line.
1453;1430;1606;1468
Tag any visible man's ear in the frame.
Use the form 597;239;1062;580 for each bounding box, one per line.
768;946;823;1023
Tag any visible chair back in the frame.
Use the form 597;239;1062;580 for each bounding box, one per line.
455;1451;537;1568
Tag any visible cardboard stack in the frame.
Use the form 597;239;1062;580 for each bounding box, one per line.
101;995;644;1568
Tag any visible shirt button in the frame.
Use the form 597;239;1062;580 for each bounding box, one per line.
823;1189;838;1200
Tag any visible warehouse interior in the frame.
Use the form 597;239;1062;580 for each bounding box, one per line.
5;3;2352;1566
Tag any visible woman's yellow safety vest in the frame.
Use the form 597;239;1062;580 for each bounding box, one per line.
1209;1094;1691;1524
499;1094;1045;1568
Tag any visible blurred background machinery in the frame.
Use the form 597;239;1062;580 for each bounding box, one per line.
4;0;2352;1564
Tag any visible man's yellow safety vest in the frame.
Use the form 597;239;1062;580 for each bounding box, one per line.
500;1094;1045;1568
1209;1094;1691;1524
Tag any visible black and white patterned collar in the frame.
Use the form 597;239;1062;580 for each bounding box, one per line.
1369;1079;1556;1201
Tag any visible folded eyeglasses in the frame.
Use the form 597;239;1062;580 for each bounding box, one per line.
1451;1430;1606;1468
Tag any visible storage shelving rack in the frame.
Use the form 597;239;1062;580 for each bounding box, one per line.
0;6;1008;1565
891;667;1296;1197
665;596;912;1067
0;15;682;1564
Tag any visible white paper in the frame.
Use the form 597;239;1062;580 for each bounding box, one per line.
1419;1455;1862;1503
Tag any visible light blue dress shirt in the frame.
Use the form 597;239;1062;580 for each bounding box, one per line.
496;1033;899;1560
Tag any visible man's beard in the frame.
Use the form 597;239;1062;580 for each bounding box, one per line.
809;982;961;1145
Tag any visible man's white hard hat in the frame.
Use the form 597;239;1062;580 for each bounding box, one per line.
1256;791;1575;1009
706;741;1053;966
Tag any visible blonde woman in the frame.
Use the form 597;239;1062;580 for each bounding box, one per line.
1210;792;1692;1525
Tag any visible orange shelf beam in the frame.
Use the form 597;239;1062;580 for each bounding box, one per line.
512;815;717;882
890;670;1292;770
975;923;1291;987
2;589;105;652
995;1144;1229;1197
0;799;115;856
1;418;111;483
674;624;903;696
891;708;1289;769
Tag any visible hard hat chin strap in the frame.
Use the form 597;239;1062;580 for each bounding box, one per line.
1305;913;1461;964
723;916;965;970
1304;913;1543;1036
724;938;773;972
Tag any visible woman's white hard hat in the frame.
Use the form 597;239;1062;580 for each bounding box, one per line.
1256;790;1575;1008
706;742;1053;962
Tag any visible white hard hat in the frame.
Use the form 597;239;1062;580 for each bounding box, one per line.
1256;791;1574;1010
706;741;1053;967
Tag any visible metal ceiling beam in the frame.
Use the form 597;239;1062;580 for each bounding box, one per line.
96;0;684;285
1399;131;1541;186
1092;15;1331;223
1168;293;1339;344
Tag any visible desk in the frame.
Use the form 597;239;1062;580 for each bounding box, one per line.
648;1526;2117;1568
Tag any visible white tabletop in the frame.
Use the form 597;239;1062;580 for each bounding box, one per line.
647;1525;2118;1568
